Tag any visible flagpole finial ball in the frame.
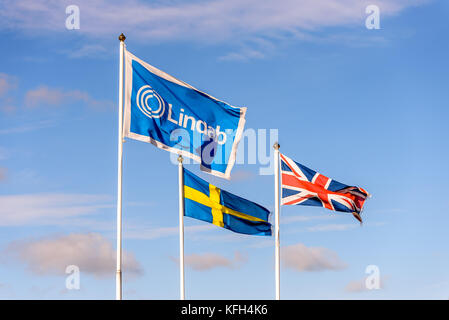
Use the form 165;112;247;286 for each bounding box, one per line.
178;155;183;163
273;142;280;150
118;33;126;42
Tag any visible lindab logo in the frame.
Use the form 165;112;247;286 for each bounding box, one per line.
137;85;228;145
136;85;166;119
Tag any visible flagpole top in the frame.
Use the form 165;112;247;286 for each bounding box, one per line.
178;155;183;163
118;33;126;42
273;142;280;150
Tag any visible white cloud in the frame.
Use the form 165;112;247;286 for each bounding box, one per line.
307;223;358;232
0;73;17;113
0;282;14;298
282;243;346;271
124;224;214;240
281;214;333;224
306;221;386;232
219;48;267;62
0;0;428;41
0;73;16;97
65;44;109;59
0;193;112;226
24;86;112;109
345;276;386;292
25;86;63;106
4;233;142;277
176;251;247;271
0;0;429;61
0;103;16;114
0;167;6;181
0;146;9;160
0;120;55;135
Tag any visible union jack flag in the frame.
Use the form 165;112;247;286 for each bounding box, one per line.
280;153;369;223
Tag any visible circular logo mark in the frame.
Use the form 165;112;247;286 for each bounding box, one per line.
136;85;165;119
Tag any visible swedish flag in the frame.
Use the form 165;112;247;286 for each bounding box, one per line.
183;169;272;236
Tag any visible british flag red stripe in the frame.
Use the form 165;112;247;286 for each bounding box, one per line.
280;153;369;222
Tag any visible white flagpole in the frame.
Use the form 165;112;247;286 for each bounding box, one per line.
116;33;126;301
178;155;185;300
273;142;281;300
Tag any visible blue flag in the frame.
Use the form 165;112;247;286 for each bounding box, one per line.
123;50;246;179
183;169;272;236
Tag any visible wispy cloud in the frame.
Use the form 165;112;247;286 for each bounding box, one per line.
173;251;247;271
0;120;55;135
25;86;112;110
3;233;142;277
25;86;64;107
424;280;449;291
218;47;267;62
282;243;347;272
13;168;42;186
0;146;8;160
306;221;386;232
0;73;18;113
0;0;427;40
64;44;109;59
0;282;15;298
0;0;429;60
0;167;6;181
0;73;17;97
1;74;112;113
307;223;358;232
0;193;112;226
281;214;333;225
345;276;387;293
124;224;214;240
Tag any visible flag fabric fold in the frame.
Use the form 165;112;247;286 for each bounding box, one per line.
183;169;272;236
280;153;369;222
123;49;246;179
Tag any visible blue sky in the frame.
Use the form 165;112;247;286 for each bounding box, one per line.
0;0;448;299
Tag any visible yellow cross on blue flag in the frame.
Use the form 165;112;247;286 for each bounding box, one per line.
183;169;272;236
